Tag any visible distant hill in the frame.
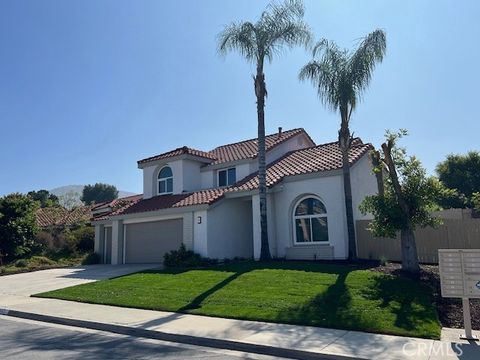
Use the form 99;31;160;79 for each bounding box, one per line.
50;185;135;200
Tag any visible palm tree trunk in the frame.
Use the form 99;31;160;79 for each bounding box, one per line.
339;123;357;261
400;225;420;274
255;67;271;261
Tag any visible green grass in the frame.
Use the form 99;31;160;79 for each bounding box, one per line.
35;261;441;339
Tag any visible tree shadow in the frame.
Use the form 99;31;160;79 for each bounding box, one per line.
274;267;362;329
363;275;439;332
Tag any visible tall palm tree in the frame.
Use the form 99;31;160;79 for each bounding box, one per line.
299;30;386;260
218;0;311;260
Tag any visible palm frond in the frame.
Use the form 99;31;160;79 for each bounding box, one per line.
349;29;386;94
217;21;257;63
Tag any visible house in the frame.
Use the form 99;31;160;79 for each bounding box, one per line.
92;128;378;264
37;205;95;228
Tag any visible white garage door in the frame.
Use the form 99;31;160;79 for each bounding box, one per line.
124;219;183;264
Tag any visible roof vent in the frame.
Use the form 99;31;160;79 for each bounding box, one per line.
278;127;283;138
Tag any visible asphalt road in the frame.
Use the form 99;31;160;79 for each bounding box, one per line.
0;317;281;360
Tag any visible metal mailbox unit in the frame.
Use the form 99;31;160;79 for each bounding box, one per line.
439;249;480;340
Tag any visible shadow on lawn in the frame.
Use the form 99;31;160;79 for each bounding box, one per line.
275;268;364;329
365;275;439;331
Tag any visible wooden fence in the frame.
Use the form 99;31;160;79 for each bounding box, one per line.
356;218;480;264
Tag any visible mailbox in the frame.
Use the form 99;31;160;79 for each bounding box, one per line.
439;249;480;340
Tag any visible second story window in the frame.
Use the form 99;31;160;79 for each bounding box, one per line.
218;167;236;187
158;166;173;194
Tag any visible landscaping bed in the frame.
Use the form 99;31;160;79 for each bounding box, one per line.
369;262;480;331
35;261;441;339
0;255;89;276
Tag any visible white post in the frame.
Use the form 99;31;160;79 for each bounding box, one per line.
460;298;478;340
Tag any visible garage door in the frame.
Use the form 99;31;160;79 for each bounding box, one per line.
124;219;183;264
104;227;113;264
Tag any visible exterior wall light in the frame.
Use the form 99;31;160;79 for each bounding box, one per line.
197;216;202;224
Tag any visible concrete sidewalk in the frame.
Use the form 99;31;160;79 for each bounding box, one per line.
2;294;479;360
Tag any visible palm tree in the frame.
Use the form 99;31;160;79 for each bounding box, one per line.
218;0;311;260
299;30;386;260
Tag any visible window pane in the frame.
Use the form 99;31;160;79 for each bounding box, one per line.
295;198;326;216
227;168;236;185
295;218;311;242
166;178;173;192
312;217;328;242
159;166;173;179
159;180;166;194
310;199;327;215
218;170;227;187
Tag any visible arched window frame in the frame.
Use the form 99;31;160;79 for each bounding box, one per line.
293;196;329;245
157;166;173;195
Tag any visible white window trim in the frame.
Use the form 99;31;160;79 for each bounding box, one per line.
158;166;173;195
217;167;236;187
293;196;329;245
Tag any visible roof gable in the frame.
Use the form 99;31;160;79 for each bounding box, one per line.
136;128;314;167
104;139;372;219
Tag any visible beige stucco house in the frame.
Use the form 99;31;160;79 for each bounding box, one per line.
92;128;377;264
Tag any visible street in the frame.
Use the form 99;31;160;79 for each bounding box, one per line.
0;317;281;360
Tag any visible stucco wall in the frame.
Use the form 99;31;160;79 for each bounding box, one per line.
182;160;202;192
193;210;208;256
207;199;253;259
272;173;348;259
350;154;378;221
142;160;184;198
249;133;314;173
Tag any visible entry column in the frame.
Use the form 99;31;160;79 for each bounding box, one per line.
111;220;124;265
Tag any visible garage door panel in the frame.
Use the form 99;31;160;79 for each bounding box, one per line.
125;219;183;264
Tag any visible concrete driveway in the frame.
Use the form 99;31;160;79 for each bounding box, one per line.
0;264;159;300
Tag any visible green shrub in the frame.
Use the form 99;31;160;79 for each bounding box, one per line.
379;255;388;266
69;226;95;253
82;252;101;265
163;244;216;268
28;256;56;267
14;259;28;267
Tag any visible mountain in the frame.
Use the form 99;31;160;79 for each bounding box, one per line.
50;185;136;200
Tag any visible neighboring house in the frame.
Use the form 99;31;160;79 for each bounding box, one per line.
92;128;378;264
36;205;95;228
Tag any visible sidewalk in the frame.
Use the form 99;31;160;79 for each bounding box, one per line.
2;293;479;360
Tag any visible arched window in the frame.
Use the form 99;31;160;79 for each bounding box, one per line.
158;166;173;194
293;197;328;243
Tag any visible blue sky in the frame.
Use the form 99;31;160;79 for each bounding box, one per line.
1;0;479;196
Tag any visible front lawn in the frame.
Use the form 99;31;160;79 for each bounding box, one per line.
35;261;441;339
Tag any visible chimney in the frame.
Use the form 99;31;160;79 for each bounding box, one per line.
277;126;283;138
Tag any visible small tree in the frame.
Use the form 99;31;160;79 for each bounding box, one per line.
27;190;59;208
360;130;441;274
0;193;39;262
436;151;480;206
473;192;480;212
58;190;82;210
81;183;118;205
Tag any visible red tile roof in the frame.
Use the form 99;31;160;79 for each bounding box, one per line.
230;138;371;191
208;128;313;165
92;194;143;221
99;139;372;219
138;146;216;165
136;128;313;167
36;205;95;227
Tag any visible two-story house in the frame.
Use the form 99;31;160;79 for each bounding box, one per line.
92;128;377;264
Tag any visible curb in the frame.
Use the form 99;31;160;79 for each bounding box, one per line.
1;309;364;360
